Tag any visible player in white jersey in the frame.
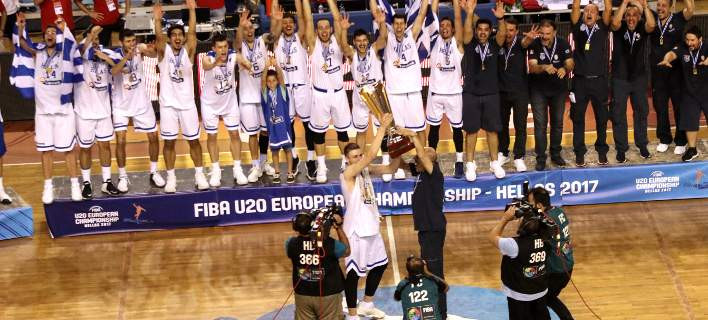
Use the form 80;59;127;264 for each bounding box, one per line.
428;0;466;178
153;0;209;193
16;18;80;204
340;114;401;319
236;9;278;183
200;33;249;187
384;0;430;152
110;28;165;193
75;26;120;199
303;0;353;184
271;0;313;180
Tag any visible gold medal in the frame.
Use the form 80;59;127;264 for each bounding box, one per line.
693;68;698;75
481;63;486;71
393;59;400;67
585;43;590;51
659;36;664;46
39;76;46;83
322;63;328;72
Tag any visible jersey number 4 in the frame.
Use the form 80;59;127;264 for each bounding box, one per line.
408;290;428;303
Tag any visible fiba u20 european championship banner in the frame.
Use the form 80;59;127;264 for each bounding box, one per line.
44;161;708;237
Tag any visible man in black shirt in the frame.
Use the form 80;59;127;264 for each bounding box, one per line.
528;20;575;171
658;25;707;162
570;0;613;167
398;127;447;318
610;0;655;163
461;0;507;181
498;18;536;174
286;211;350;319
650;0;694;155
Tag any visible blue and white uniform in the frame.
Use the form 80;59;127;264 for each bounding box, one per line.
261;85;292;150
383;28;425;131
110;48;157;133
275;33;311;121
239;37;268;135
309;36;351;133
34;48;77;152
158;45;200;140
351;47;383;132
200;51;240;134
426;37;463;128
75;43;114;148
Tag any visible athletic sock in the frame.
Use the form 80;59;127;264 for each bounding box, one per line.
81;169;91;182
101;166;111;182
149;161;158;173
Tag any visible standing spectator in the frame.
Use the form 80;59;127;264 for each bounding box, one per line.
80;0;131;47
1;0;19;52
34;0;95;31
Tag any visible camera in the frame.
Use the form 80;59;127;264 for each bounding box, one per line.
506;181;537;218
293;205;344;246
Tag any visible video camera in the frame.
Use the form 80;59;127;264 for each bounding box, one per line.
505;181;536;219
293;205;344;247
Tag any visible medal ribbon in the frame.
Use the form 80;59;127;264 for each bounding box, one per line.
689;42;703;73
504;36;518;69
657;13;673;43
477;42;489;68
542;37;557;64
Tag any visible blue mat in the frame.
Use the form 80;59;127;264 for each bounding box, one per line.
0;206;33;240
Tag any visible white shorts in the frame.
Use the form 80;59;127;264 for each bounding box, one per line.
159;106;201;140
76;116;114;148
35;112;77;152
202;106;240;134
352;92;375;132
387;91;426;132
309;88;351;133
113;108;158;133
426;92;463;128
240;102;266;135
288;83;312;121
345;232;389;277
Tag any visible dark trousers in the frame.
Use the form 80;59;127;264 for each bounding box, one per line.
418;230;446;319
499;92;529;159
651;67;687;146
547;271;574;320
531;89;567;162
571;76;609;157
507;296;550;320
97;20;125;48
611;76;649;153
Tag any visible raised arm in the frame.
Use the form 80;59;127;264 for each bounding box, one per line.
453;0;463;50
571;0;581;25
303;0;315;52
124;0;131;17
235;10;250;51
494;2;506;47
411;0;429;39
612;0;629;31
342;114;394;180
327;0;343;42
462;0;477;45
185;0;197;59
273;57;285;84
201;54;216;71
372;1;388;52
338;13;354;58
295;0;307;43
398;128;434;174
80;25;101;55
270;0;284;39
153;4;166;60
0;11;7;39
521;24;538;48
641;0;655;33
602;0;613;26
683;0;694;20
15;18;36;56
489;207;515;247
432;0;440;13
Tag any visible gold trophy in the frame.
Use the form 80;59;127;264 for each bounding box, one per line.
358;81;415;158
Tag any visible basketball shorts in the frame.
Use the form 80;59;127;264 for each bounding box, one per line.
76;115;114;148
159;106;201;140
113;107;158;133
387;91;426;132
345;232;389;277
35;112;77;152
309;87;351;133
202;104;240;134
240;102;266;135
426;92;463;128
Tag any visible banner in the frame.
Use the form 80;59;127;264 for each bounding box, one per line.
44;161;708;237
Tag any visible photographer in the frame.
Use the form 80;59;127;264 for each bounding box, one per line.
394;256;449;320
530;188;575;320
489;190;554;320
286;210;350;319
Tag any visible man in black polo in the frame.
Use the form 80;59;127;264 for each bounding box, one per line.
570;0;613;167
528;20;574;171
498;17;536;173
398;127;447;318
610;0;655;163
650;0;694;155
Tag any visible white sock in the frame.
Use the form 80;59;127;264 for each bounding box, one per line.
44;179;53;188
456;152;464;162
382;153;390;164
101;166;111;182
317;155;326;168
259;154;267;165
194;166;203;174
211;162;220;172
167;169;176;178
118;167;128;178
70;177;79;185
307;150;315;161
233;160;241;168
149;161;158;173
81;169;91;182
291;149;298;158
0;177;4;190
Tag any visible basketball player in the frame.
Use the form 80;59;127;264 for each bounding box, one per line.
271;0;313;179
303;0;353;184
658;25;707;162
340;113;400;319
153;0;209;193
427;0;466;179
17;17;81;203
110;28;164;193
75;25;120;199
650;0;694;155
200;33;249;187
570;0;613;167
460;0;507;181
340;2;397;181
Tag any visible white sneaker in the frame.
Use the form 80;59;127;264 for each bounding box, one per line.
382;173;393;182
465;161;477;182
234;166;248;185
656;143;669;153
117;176;130;193
316;166;328;184
674;145;686;155
42;184;54;204
262;162;276;176
247;166;262;183
357;302;386;319
394;168;406;180
498;152;510;165
209;168;222;187
71;181;82;201
490;160;506;179
195;171;209;190
150;171;166;188
164;175;177;193
514;158;527;172
0;189;12;204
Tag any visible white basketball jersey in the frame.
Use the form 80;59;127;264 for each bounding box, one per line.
311;36;344;90
34;49;69;115
429;37;462;94
201;53;238;115
275;34;309;85
239;37;267;104
341;171;381;238
111;50;152;117
75;47;111;119
158;45;196;110
351;47;383;89
384;29;422;94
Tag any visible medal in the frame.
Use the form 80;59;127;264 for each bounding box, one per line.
395;36;405;68
689;42;703;77
504;36;518;71
585;43;590;51
693;68;698;75
584;24;596;52
657;14;673;47
660;36;664;46
443;40;452;66
322;63;328;71
481;63;486;71
321;40;333;73
393;59;400;67
477;42;489;71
